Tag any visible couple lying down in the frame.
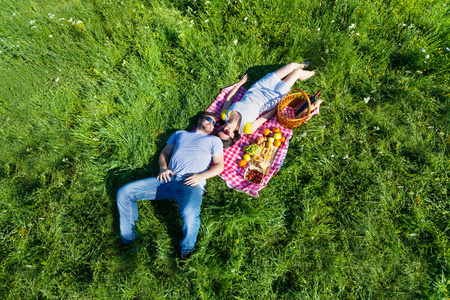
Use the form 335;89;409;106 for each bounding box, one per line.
116;62;322;259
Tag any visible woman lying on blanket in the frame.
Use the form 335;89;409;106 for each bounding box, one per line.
217;62;322;148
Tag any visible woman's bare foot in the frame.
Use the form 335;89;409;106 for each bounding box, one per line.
298;99;323;118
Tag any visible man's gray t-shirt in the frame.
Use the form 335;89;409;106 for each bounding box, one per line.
167;130;223;188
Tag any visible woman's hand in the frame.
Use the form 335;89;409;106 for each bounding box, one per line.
238;74;248;86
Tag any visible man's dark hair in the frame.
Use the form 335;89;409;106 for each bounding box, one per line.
200;111;218;121
220;130;241;148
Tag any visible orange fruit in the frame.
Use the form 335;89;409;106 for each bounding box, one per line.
263;128;272;136
280;136;286;143
238;159;247;167
272;127;281;133
273;140;281;147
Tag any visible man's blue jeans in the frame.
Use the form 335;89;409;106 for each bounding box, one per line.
117;175;203;255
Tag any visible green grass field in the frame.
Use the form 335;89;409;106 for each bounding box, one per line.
1;0;449;298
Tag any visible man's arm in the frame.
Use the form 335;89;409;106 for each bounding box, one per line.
222;74;248;112
157;143;175;183
248;106;278;134
183;154;225;186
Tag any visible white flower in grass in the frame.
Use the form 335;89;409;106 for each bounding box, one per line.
31;26;37;29
69;18;73;22
48;13;55;18
331;20;335;23
421;48;426;53
76;20;83;24
49;35;53;38
348;23;355;29
317;28;320;32
93;137;99;141
55;77;59;82
331;154;335;158
59;18;64;21
301;132;307;137
425;55;429;59
205;19;209;23
401;23;407;26
343;154;349;160
13;13;16;16
446;47;450;51
205;1;210;4
0;50;2;54
233;39;238;45
364;96;370;103
30;20;35;24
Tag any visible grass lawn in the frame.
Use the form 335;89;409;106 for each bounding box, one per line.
0;0;449;298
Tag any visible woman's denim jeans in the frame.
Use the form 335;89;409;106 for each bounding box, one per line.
117;175;202;255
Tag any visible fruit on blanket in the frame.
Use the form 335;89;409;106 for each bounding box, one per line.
266;141;273;148
273;140;281;147
273;132;282;140
272;127;281;133
238;159;247;167
243;154;251;161
243;144;260;156
263;129;272;136
245;169;263;184
267;137;275;143
280;136;286;143
220;110;228;121
243;122;252;134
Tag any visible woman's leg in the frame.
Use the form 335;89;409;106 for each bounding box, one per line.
282;68;316;87
273;62;308;80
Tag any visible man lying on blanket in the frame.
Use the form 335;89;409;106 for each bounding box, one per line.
216;62;322;148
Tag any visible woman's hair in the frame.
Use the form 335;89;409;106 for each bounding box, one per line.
220;130;241;149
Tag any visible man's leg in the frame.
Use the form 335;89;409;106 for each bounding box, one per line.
172;183;203;255
116;177;169;243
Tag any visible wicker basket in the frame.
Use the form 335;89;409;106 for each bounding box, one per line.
277;88;311;129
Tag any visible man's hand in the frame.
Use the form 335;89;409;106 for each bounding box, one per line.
183;173;204;186
157;168;174;183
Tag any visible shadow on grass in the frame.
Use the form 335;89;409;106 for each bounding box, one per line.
244;64;284;87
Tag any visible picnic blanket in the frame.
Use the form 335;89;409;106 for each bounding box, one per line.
207;84;320;197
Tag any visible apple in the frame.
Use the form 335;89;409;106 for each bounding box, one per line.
273;132;282;140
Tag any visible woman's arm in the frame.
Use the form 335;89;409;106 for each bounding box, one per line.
222;74;248;112
248;106;278;133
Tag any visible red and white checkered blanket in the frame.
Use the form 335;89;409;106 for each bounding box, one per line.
207;84;320;197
